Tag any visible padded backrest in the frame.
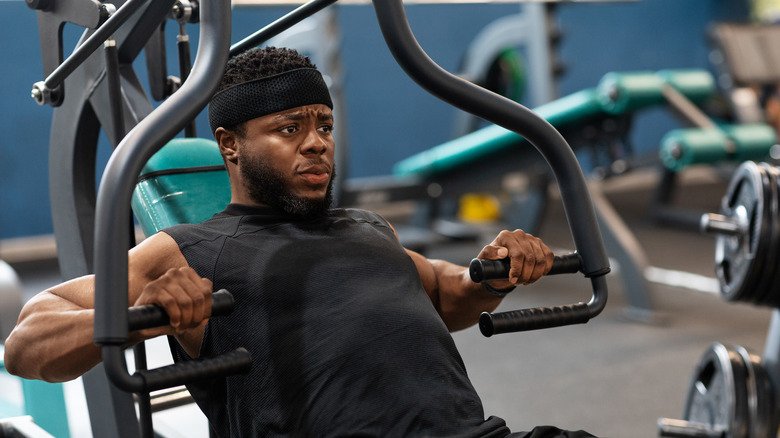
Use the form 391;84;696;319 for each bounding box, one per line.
131;138;230;236
711;23;780;85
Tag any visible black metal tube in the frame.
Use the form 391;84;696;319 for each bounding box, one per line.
103;346;145;392
105;38;137;249
177;29;197;137
104;39;125;147
229;0;337;57
177;33;192;83
587;275;608;317
93;0;231;345
133;344;154;438
44;0;147;90
370;0;609;277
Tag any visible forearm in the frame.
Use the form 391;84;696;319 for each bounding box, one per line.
4;295;101;382
428;259;504;332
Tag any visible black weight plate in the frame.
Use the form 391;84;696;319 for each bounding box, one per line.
683;342;749;438
755;164;780;307
734;345;775;438
771;163;780;307
715;162;769;302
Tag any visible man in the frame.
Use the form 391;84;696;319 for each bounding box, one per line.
5;47;591;437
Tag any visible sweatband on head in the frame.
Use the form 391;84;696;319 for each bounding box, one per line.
208;68;333;133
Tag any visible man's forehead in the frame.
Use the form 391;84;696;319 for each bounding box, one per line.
269;104;333;120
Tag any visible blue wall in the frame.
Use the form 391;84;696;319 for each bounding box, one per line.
0;1;749;238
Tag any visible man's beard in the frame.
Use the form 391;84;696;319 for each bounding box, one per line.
240;157;335;219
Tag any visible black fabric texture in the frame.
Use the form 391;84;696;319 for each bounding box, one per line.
207;68;333;133
509;426;597;438
163;204;594;437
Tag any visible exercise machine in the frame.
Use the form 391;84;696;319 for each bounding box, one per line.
709;23;780;129
25;0;611;435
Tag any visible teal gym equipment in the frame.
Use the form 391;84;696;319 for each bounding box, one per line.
132;138;229;235
394;69;715;177
0;253;70;437
660;124;777;172
0;346;70;437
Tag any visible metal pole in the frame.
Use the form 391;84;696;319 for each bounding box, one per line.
230;0;337;57
42;0;146;90
94;0;231;346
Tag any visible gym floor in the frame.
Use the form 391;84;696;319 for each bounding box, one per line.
9;166;773;438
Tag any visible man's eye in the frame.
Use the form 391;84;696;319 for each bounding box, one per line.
319;124;334;133
280;125;298;134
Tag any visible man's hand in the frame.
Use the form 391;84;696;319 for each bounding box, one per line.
132;267;214;338
477;229;554;290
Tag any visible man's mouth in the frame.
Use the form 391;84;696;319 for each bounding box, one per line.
298;166;331;185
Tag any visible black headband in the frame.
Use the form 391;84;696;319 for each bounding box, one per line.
208;68;333;133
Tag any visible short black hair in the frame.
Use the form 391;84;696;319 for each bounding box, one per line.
217;46;317;93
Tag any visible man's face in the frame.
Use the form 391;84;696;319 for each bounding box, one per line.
235;104;336;218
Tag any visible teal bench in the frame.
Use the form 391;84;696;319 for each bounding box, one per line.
132;137;229;236
393;69;715;178
660;124;778;171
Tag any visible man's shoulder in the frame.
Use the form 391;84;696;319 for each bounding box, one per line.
331;208;390;227
161;213;241;247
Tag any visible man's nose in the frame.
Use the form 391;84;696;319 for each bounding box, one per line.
301;128;329;155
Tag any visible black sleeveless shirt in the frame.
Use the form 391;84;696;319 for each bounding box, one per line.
163;204;511;437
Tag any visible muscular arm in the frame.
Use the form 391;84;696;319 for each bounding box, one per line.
3;232;203;382
407;250;501;332
406;229;553;332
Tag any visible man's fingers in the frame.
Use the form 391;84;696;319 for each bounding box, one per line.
479;244;509;261
500;230;531;284
479;229;556;286
168;282;195;330
527;238;549;284
155;290;182;329
177;269;213;324
136;267;214;333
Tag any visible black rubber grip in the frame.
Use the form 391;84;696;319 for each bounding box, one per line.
469;253;581;283
138;347;252;392
127;289;235;332
479;303;590;336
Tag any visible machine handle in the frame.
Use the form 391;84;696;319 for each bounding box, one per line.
103;345;252;393
138;348;252;392
370;0;609;336
127;289;235;332
470;253;600;337
469;253;582;282
479;303;590;337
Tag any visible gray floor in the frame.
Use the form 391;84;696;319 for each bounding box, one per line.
7;167;775;437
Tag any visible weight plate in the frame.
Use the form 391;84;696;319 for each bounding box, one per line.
715;162;769;303
771;164;780;307
734;345;775;438
755;164;780;307
683;343;749;438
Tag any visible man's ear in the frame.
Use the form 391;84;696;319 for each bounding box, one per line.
215;127;239;164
